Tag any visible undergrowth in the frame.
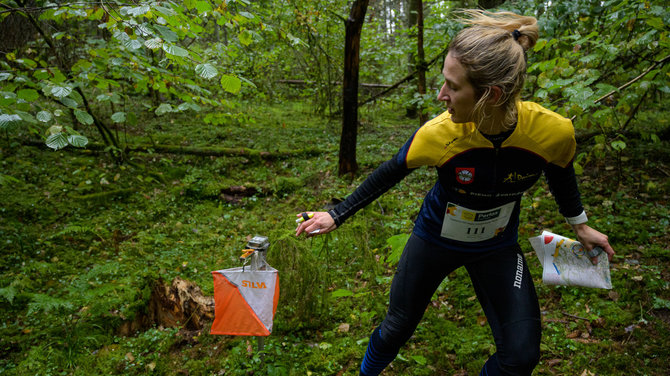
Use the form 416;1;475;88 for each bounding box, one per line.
1;99;669;375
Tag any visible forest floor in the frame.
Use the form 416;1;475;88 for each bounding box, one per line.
1;99;669;375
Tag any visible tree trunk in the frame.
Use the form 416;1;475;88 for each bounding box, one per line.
405;0;418;118
339;0;369;176
415;0;427;125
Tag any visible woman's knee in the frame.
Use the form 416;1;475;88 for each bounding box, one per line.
378;314;419;350
497;319;541;374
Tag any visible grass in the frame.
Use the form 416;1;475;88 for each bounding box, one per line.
1;97;669;375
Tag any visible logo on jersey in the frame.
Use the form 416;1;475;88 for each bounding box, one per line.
455;167;475;184
503;171;539;184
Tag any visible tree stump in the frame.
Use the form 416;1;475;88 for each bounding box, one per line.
117;277;214;336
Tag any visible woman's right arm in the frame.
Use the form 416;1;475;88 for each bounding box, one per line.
296;156;414;237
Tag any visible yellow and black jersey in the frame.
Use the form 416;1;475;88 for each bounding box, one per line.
329;102;585;252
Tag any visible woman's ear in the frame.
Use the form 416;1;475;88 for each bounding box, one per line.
488;86;503;104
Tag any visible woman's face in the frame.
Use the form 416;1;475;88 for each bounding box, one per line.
437;52;478;124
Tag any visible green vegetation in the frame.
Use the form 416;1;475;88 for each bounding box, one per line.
1;0;669;375
2;98;669;375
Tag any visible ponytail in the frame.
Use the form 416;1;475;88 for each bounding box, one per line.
449;10;539;128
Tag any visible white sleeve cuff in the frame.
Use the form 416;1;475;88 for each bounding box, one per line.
565;211;588;225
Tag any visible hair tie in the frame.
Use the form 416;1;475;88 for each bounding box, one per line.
512;29;521;41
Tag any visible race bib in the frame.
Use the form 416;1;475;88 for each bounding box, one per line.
440;201;516;242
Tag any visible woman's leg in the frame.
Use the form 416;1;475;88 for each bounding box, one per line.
465;245;542;376
360;233;460;376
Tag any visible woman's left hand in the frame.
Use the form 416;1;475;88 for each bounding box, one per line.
571;223;615;265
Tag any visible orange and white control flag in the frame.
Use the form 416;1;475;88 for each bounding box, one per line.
210;266;279;336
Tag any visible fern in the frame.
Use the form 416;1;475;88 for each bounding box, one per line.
52;224;106;240
0;173;20;186
0;286;17;304
27;293;74;315
54;225;95;236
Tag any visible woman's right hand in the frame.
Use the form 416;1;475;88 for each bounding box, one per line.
295;211;337;237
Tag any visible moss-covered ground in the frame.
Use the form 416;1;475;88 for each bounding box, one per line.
1;99;669;375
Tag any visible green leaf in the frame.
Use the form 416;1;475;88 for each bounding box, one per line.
411;355;427;365
220;74;241;94
385;233;410;264
653;296;670;310
177;102;202;112
155;103;173;116
51;85;72;98
46;133;69;150
48;125;63;135
239;11;255;19
67;134;88;148
123;5;151;17
0;72;12;81
17;89;39;101
123;38;143;50
533;39;547;52
0;114;22;129
331;289;353;298
127;111;137;126
238;29;253;46
162;43;188;57
195;1;212;13
611;140;626;151
195;63;218;79
645;17;663;30
74;109;94;125
239;76;257;89
15;111;37;124
144;37;163;49
154;25;178;42
60;97;79;108
37;110;53;123
111;112;126;123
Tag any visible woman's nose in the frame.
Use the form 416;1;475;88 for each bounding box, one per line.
437;83;449;101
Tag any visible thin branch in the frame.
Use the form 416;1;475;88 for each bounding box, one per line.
562;311;590;321
571;54;670;121
621;88;650;131
593;54;669;105
357;45;448;108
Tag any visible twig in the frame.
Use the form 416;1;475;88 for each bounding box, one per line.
562;311;590;321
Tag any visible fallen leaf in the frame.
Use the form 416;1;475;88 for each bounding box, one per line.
546;359;561;367
125;352;135;362
338;323;350;333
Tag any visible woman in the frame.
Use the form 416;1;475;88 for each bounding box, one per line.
296;10;615;376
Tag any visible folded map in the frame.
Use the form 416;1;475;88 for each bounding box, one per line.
529;231;612;289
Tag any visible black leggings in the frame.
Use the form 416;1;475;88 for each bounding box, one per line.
374;233;541;375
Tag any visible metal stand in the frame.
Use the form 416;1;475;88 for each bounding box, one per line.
241;235;270;357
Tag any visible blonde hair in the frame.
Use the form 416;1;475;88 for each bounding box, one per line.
449;10;539;128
